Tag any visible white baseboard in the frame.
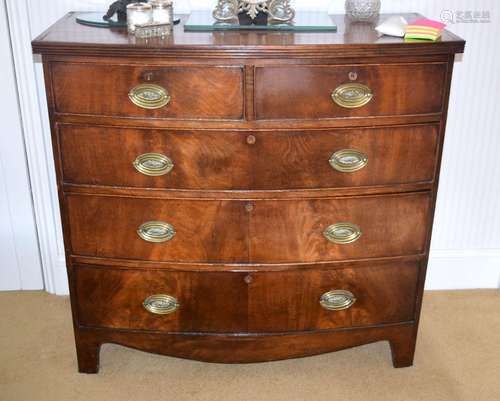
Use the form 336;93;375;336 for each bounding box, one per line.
426;250;500;290
52;256;69;295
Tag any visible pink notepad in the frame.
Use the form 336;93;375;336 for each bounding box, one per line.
408;18;446;30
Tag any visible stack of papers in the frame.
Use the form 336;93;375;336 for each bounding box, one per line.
405;18;446;41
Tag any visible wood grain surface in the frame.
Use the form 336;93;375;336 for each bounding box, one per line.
58;124;439;190
51;62;244;120
255;63;447;119
66;193;430;263
75;261;418;332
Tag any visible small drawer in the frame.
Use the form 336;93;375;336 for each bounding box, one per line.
58;124;439;190
67;195;248;263
249;192;431;263
59;125;253;190
50;62;244;120
75;265;249;332
254;63;447;120
74;260;419;333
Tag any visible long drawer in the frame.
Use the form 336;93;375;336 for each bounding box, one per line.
66;192;430;263
59;124;439;190
75;261;419;333
50;62;244;120
255;63;447;120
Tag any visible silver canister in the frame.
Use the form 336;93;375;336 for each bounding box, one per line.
150;0;174;25
127;2;153;33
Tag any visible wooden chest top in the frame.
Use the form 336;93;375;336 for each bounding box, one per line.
32;12;464;58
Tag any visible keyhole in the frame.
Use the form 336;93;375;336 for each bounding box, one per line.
348;72;358;81
142;71;156;82
246;135;256;145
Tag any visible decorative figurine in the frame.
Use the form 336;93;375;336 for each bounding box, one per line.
213;0;295;24
103;0;148;22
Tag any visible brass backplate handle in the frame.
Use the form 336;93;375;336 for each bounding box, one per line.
329;149;368;173
320;290;356;311
137;221;176;243
129;83;171;109
133;153;174;176
324;222;362;244
331;83;373;109
143;294;179;315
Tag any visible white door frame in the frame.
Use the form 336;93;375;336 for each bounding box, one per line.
1;0;44;291
5;0;68;294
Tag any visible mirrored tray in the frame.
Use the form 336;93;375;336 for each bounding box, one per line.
184;11;337;32
75;12;180;28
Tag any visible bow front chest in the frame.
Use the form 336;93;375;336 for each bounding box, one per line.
33;13;465;373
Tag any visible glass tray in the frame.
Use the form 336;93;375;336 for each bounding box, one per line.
75;12;180;28
184;11;337;32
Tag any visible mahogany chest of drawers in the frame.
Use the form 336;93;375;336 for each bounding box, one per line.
33;13;465;373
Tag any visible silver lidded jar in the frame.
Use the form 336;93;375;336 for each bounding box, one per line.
150;0;174;25
345;0;381;22
126;2;153;33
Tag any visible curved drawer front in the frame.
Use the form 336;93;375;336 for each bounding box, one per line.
59;124;438;190
50;62;244;120
67;195;248;263
68;193;429;264
249;192;431;263
75;261;418;333
255;63;447;120
59;125;252;190
75;265;249;332
247;260;419;332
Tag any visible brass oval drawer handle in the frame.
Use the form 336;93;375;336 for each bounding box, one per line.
329;149;368;173
137;221;176;243
324;222;362;244
133;153;174;176
331;83;373;109
143;294;179;315
129;83;171;109
320;290;356;311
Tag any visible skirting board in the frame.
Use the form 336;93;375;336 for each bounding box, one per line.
426;250;500;290
52;256;69;295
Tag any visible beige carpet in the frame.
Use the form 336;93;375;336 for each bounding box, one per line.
0;290;498;401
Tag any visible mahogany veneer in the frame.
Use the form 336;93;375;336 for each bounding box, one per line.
33;12;465;373
255;63;447;119
59;124;439;190
51;62;244;120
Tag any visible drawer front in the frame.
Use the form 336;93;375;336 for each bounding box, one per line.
59;125;252;189
255;63;447;120
249;193;431;263
67;195;248;263
247;261;419;331
50;62;244;120
75;265;249;332
59;124;438;190
67;193;429;263
74;261;418;333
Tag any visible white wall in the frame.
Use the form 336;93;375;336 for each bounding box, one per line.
5;0;500;293
0;0;43;291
